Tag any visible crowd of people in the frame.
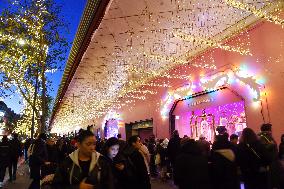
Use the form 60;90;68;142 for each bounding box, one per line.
0;123;284;189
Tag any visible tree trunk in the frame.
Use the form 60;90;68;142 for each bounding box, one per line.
31;68;39;139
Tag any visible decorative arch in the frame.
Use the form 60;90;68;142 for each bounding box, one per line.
161;65;265;119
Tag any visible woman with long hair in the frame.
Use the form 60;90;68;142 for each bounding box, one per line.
238;128;272;189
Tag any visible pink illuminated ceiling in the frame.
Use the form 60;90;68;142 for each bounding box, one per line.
51;0;283;132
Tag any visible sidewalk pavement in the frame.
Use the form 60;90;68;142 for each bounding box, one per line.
3;162;31;189
151;178;178;189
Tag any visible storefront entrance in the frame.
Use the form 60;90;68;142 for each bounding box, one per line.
125;119;153;142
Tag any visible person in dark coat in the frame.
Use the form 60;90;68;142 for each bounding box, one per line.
167;130;181;166
148;135;157;177
258;123;284;189
117;134;127;153
156;138;169;181
123;135;151;189
98;137;131;189
52;130;114;189
9;133;22;181
0;135;11;188
56;138;69;163
173;139;210;189
196;135;211;157
211;133;240;189
41;138;58;180
238;128;272;189
28;133;49;189
279;134;284;160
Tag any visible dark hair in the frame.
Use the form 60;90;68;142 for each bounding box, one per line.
216;126;227;135
173;130;179;136
77;130;94;143
261;123;272;132
2;135;8;143
128;135;139;145
240;128;258;144
117;134;122;139
12;133;18;138
102;137;119;156
230;134;239;141
181;139;202;155
38;133;47;140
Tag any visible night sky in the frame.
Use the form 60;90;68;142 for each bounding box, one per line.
0;0;87;113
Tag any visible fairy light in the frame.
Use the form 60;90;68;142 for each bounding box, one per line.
50;0;278;133
225;0;284;28
160;66;264;118
174;31;253;56
0;0;53;134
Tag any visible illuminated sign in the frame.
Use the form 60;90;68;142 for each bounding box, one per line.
189;98;214;107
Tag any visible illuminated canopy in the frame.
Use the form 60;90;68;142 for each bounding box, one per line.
50;0;283;133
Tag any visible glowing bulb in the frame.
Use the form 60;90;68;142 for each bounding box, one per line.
174;94;181;99
17;39;26;45
252;101;260;109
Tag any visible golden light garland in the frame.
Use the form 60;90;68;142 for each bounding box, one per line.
225;0;284;28
174;31;253;56
50;0;279;133
0;0;51;135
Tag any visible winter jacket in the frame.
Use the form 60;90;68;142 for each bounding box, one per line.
46;144;59;163
258;132;278;160
0;140;11;167
9;138;22;158
29;138;48;166
167;136;181;164
238;141;272;189
156;144;168;167
211;148;240;189
258;132;284;188
173;140;210;189
52;149;114;189
123;146;151;189
279;142;284;159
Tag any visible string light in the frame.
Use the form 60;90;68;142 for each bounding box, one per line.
50;0;277;133
225;0;284;28
174;31;253;56
0;0;53;134
160;66;264;118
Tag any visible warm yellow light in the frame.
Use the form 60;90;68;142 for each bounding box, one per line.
17;39;26;45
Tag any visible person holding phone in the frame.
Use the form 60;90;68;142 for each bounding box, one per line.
52;130;114;189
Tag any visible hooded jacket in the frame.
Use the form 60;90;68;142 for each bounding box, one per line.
52;149;114;189
211;140;240;189
123;145;151;189
173;140;210;189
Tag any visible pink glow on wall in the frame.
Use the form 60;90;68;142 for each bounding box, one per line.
174;89;247;140
94;13;284;143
